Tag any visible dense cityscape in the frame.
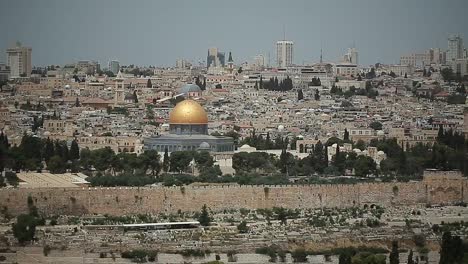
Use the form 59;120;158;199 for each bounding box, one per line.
0;1;468;263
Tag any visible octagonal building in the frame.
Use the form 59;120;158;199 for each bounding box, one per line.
144;99;234;153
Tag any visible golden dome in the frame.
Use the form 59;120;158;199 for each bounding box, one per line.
169;100;208;124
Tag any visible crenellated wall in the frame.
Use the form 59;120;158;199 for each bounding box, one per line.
0;173;466;217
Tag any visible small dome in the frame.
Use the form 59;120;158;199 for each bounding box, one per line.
353;148;362;153
199;142;210;149
376;130;385;136
180;83;201;94
65;84;70;89
278;125;285;131
240;144;251;149
377;150;385;155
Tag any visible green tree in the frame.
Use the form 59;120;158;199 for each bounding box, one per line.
344;128;350;141
291;248;308;263
198;204;211;226
237;221;249;233
47;155;66;174
12;214;38;245
354;156;377;177
370;121;383;130
339;253;352;264
133;90;138;103
169;151;193;173
140;150;161;176
389;241;399;264
407;249;414;264
163;148;169;172
70;139;80;160
439;232;465;264
43;138;55;162
314;89;320;100
147;78;152;88
194;151;214;172
297;89;304;101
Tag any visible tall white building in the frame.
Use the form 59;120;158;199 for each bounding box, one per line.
6;42;32;77
108;60;120;75
253;54;265;68
343;48;359;65
276;40;294;68
447;34;464;62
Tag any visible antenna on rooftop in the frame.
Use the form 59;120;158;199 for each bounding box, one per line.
283;24;286;41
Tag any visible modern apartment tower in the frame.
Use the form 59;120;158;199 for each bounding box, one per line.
108;60;120;75
276;40;294;68
447;34;464;62
344;48;359;65
6;41;32;77
207;48;225;68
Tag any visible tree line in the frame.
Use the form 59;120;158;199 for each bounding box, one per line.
260;76;294;91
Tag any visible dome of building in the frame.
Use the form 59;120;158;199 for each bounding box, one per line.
169;99;208;124
180;84;202;94
199;142;211;150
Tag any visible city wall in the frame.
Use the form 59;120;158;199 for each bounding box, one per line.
0;172;467;217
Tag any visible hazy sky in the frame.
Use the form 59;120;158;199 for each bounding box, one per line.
1;0;467;67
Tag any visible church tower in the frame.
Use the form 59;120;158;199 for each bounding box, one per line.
114;70;125;105
227;51;234;73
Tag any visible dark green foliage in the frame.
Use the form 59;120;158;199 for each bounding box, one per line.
407;249;414;264
240;131;288;150
343;129;350;141
389;241;399;264
121;249;158;263
12;214;38;244
133;90;139;103
297;89;304;100
232;152;276;173
47;155;66;174
447;94;466;104
237;221;249;233
439;232;465;264
163;148;169;172
262;76;293;91
339;252;352;264
352;252;386;264
440;68;455;81
198;204;211;226
291;248;308;262
369;121;383;131
314;89;320;100
70;140;80;160
169;151;193;173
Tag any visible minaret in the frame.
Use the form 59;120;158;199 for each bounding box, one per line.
320;49;323;64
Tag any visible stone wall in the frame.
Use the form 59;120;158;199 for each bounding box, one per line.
0;174;466;217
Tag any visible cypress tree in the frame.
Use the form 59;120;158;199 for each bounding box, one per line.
407;249;414;264
70;139;80;160
163;148;169;172
344;129;349;141
389;241;399;264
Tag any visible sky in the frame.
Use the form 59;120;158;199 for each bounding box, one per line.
0;0;467;67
